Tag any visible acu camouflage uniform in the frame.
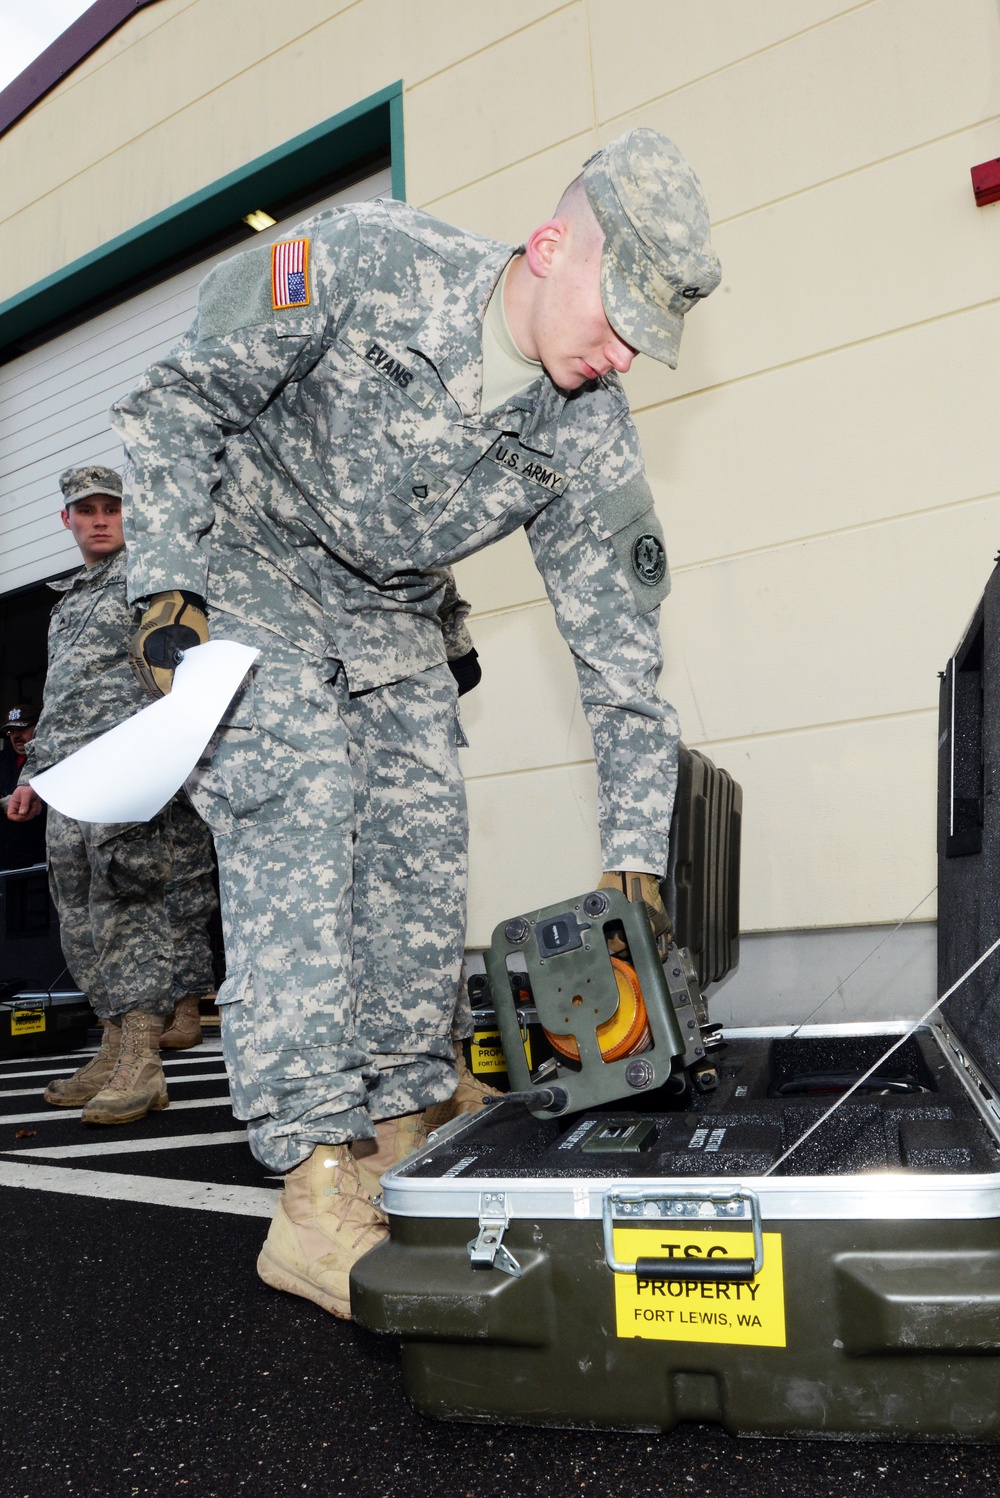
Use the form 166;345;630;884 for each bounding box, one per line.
112;197;680;1171
23;546;217;1020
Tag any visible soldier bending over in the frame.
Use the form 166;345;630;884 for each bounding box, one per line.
112;130;720;1312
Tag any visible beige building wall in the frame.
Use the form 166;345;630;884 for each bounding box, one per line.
3;0;999;957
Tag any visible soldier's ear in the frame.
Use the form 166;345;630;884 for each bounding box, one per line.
524;219;566;278
60;508;71;531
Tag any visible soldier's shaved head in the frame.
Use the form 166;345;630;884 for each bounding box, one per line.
553;175;603;244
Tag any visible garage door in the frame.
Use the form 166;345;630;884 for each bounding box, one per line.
0;166;392;597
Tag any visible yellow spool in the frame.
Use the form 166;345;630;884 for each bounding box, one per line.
544;958;652;1064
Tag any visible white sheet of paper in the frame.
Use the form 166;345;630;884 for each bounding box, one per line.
31;640;258;824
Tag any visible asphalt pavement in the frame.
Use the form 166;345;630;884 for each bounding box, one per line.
1;1031;999;1498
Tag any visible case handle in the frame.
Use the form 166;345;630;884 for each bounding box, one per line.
602;1187;764;1282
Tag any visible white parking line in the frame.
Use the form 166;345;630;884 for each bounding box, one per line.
0;1053;224;1083
1;1049;97;1064
1;1086;80;1100
0;1161;277;1216
0;1096;234;1125
0;1059;97;1078
0;1071;228;1101
1;1128;249;1159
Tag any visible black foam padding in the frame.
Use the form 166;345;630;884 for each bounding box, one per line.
767;1035;934;1091
411;1033;1000;1180
898;1116;974;1170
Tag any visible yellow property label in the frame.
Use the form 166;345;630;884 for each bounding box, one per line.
470;1026;532;1076
11;1008;45;1036
613;1226;785;1347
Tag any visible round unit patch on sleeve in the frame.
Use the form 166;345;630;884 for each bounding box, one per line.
632;533;667;586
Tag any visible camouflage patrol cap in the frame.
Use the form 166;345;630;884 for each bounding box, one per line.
58;464;123;506
2;703;38;735
582;127;721;368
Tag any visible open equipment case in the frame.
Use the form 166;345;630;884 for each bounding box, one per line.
353;589;1000;1439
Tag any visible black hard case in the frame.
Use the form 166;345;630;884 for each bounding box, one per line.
937;557;1000;1101
0;864;89;1056
666;745;742;989
354;1019;1000;1440
352;639;1000;1440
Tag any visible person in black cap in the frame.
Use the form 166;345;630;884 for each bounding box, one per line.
0;705;46;870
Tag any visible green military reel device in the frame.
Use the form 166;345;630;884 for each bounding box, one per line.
486;887;720;1119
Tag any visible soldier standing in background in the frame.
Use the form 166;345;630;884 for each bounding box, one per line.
6;466;219;1119
112;128;720;1315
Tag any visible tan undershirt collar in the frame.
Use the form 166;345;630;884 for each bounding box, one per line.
480;258;542;414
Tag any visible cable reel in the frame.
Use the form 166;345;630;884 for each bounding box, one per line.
486;886;716;1118
543;956;652;1064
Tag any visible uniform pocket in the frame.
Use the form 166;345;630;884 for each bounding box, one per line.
587;475;671;615
93;821;163;900
213;727;290;820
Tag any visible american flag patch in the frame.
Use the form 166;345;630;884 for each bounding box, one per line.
271;238;310;310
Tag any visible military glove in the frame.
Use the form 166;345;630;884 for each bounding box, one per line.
129;591;209;698
448;647;482;697
599;870;672;945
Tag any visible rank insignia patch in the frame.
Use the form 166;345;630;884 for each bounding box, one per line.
271;239;310;310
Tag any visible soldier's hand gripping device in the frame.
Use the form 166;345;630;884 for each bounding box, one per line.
486;886;722;1119
129;590;209;698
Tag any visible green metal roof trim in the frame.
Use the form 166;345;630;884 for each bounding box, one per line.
0;82;404;357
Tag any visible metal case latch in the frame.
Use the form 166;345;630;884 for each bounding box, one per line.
467;1191;522;1278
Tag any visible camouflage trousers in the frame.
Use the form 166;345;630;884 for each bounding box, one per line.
46;793;217;1021
186;628;468;1173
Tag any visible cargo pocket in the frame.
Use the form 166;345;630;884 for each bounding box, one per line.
588;474;671;615
215;967;250;1006
92;821;163;901
211;725;293;822
252;946;354;1055
217;962;352;1049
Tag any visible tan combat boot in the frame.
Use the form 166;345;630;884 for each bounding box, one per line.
159;995;203;1050
351;1112;428;1178
423;1052;503;1132
43;1019;122;1107
81;1011;169;1125
256;1145;387;1319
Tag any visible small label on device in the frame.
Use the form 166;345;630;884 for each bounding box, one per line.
558;1119;597;1151
441;1156;478;1178
582;1120;656;1154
